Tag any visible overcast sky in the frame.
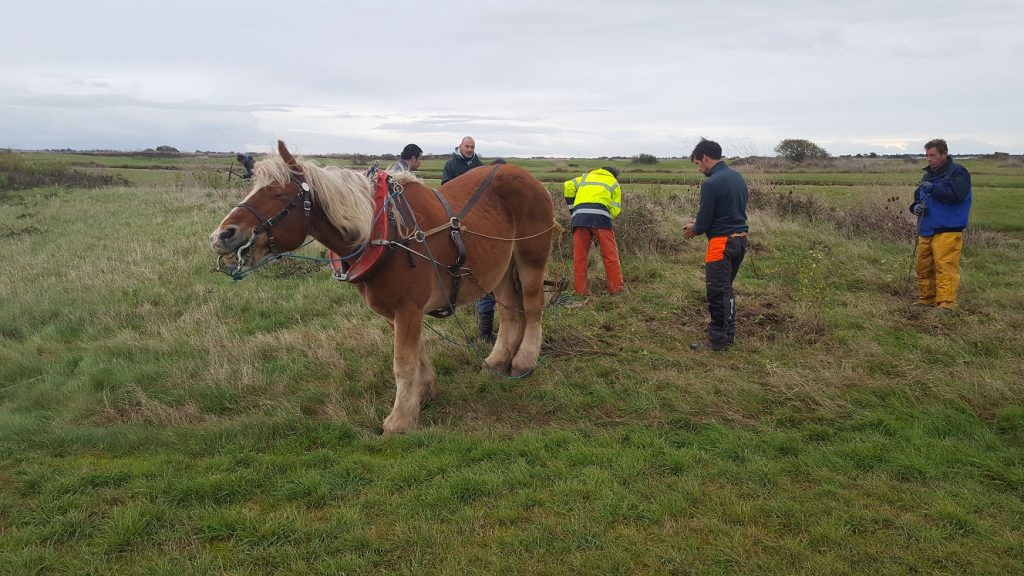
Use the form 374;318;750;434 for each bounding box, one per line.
2;0;1022;158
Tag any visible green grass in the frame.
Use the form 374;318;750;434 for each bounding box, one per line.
2;414;1022;574
1;152;1023;574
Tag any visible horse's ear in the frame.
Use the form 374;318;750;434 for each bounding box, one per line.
278;140;297;168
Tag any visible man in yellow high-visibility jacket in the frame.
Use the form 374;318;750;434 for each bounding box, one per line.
563;166;624;295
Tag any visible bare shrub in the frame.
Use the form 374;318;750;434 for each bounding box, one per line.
749;186;915;242
0;149;129;192
834;196;917;242
742;156;916;242
615;190;697;256
180;165;247;207
996;157;1024;168
191;165;229;189
548;185;699;258
966;228;1012;249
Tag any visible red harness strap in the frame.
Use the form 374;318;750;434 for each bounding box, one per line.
330;170;395;283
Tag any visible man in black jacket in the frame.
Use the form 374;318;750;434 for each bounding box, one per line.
441;136;484;184
440;136;492;340
683;138;749;351
236;153;255;179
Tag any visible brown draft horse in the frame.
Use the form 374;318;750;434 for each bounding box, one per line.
209;141;556;433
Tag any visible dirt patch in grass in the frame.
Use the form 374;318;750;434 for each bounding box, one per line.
542;331;621;358
0;223;44;239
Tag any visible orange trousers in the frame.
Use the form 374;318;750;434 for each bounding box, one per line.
573;227;623;295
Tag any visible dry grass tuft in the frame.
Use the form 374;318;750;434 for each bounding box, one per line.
749;185;916;242
95;385;207;426
614;192;697;255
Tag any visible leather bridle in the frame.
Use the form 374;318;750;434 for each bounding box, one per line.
218;173;313;278
234;173;312;257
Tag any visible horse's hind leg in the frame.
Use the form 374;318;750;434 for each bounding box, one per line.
483;265;523;374
509;253;548;376
419;343;439;402
383;305;434;434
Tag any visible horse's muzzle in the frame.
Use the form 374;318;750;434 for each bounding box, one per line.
209;225;248;254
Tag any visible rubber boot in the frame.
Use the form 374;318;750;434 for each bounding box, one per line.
477;309;495;344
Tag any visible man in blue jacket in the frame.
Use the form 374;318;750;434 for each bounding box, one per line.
236;153;255;179
684;138;749;351
909;139;972;311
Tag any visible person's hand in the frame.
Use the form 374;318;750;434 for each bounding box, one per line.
683;223;695;239
917;181;933;190
912;203;926;217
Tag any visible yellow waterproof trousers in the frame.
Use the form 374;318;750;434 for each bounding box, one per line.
916;232;963;309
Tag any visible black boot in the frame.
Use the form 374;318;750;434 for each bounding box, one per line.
477;310;495;344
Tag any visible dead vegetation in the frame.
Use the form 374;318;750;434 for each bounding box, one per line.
1;149;129;192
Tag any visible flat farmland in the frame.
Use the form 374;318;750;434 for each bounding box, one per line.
1;150;1022;574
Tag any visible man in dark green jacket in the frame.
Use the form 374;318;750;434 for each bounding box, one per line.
683;138;749;351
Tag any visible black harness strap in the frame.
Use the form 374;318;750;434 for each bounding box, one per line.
457;164;502;220
425;164;503;318
427;186;465;318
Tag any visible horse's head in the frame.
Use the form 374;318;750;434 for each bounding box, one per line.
209;140;312;275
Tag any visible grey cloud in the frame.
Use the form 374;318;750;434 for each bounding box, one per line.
1;0;1022;155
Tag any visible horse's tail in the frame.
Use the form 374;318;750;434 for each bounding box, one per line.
509;256;524;312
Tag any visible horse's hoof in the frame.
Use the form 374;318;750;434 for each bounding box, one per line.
382;414;417;435
422;387;440;403
510;357;538;377
481;361;510;376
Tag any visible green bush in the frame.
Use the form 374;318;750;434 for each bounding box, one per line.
775;139;831;163
631;153;658;165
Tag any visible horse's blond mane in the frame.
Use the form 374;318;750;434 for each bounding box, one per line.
252;155;375;245
390;172;423;187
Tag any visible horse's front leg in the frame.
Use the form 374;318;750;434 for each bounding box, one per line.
383;305;433;434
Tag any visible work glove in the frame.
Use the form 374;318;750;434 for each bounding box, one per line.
916;181;933;190
912;203;926;217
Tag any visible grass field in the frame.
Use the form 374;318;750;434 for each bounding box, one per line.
1;151;1023;574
